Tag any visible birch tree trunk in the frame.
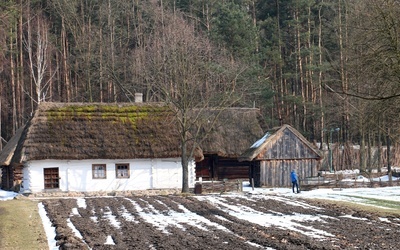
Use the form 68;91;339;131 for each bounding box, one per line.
61;18;71;102
26;14;49;104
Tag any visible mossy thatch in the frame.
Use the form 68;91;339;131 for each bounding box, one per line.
0;103;267;165
2;102;182;163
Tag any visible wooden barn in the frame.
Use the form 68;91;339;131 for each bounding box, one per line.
194;108;266;181
239;124;322;187
0;102;201;193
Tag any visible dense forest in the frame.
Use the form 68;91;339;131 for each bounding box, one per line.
1;0;400;167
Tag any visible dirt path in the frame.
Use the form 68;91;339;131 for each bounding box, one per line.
42;194;400;249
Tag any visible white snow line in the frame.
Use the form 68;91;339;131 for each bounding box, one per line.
66;217;92;249
103;206;121;229
196;196;334;239
67;218;84;239
38;202;58;250
71;207;80;216
214;214;231;222
119;205;139;223
340;214;368;221
124;197;259;248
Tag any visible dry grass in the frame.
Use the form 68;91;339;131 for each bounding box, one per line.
312;198;400;217
0;199;48;250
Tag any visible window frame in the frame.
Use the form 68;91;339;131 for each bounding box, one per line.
115;163;130;178
44;167;60;189
92;164;107;179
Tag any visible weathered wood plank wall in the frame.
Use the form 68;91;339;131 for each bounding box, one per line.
259;159;319;187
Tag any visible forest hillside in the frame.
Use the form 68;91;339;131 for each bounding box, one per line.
1;0;400;172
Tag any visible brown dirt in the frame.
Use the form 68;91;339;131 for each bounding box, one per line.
41;194;400;250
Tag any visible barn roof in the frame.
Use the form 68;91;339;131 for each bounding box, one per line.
238;124;322;161
0;103;266;165
195;108;266;158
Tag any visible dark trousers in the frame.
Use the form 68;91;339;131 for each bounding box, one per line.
292;181;299;193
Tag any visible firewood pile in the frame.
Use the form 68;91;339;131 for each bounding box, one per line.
194;180;244;194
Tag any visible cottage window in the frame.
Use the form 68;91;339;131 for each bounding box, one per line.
44;168;59;189
92;164;107;179
116;164;130;178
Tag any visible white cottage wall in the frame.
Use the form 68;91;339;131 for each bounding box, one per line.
20;158;195;193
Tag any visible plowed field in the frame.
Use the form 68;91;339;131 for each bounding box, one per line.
41;194;400;249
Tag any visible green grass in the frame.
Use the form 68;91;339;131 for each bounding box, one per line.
313;197;400;217
0;199;48;250
339;195;400;210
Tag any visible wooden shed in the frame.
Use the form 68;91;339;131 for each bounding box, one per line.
239;124;322;187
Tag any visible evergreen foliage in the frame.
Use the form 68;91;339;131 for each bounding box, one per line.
0;0;399;167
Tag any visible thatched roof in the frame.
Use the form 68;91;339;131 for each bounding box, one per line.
0;102;184;164
239;124;322;161
0;126;25;166
0;103;267;165
195;108;266;158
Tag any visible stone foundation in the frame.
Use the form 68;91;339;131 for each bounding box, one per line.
22;188;182;198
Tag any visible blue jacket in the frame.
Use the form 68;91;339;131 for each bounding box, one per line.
290;171;298;182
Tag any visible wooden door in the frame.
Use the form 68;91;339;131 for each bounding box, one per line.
44;168;59;189
195;156;213;180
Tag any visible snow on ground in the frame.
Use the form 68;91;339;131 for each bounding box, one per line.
196;195;335;239
0;189;18;201
43;184;400;248
37;203;58;250
1;174;400;249
243;177;400;209
244;182;400;203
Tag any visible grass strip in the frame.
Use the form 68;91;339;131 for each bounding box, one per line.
0;199;48;250
339;195;400;210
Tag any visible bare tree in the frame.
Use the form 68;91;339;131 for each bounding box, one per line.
142;7;243;192
25;12;53;104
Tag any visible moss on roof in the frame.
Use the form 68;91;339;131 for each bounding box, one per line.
10;102;182;162
1;102;267;164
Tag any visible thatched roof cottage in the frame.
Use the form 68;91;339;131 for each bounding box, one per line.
0;102;266;194
0;102;195;193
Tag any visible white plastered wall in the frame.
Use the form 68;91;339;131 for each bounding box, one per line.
20;158;195;193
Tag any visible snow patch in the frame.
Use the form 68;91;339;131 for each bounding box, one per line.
76;198;87;209
251;133;270;148
104;235;115;245
67;218;83;239
38;202;58;250
340;215;368;221
196;196;334;239
71;207;80;216
103;206;121;229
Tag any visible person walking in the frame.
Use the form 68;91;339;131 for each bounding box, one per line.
290;170;300;193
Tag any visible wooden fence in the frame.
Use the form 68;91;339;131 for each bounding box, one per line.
320;142;400;171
